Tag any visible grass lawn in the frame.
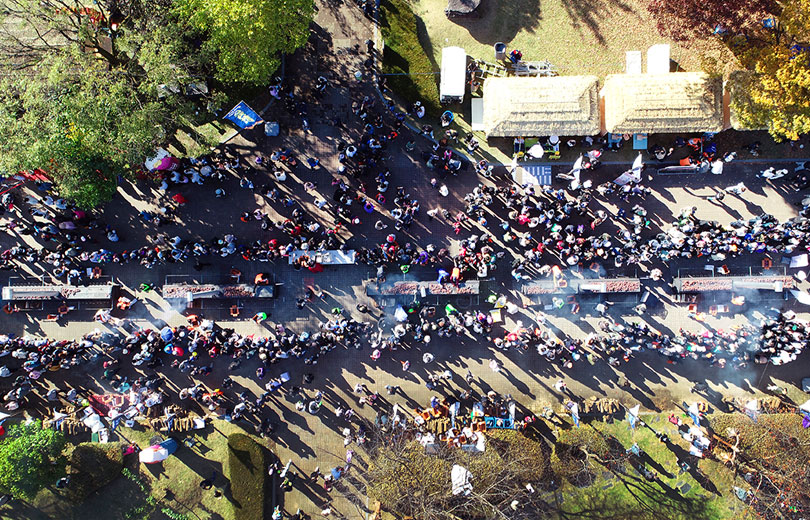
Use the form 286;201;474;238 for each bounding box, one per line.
226;433;268;520
411;0;733;80
380;0;442;116
27;421;273;520
549;413;747;519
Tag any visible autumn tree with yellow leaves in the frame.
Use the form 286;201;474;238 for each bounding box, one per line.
649;0;810;141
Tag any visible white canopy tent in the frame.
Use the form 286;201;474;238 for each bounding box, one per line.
440;47;467;104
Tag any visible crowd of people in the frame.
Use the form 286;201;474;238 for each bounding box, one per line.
2;22;810;520
3;292;807;413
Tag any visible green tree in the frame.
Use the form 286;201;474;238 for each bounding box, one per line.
0;52;166;207
0;0;174;69
173;0;314;85
0;420;67;500
0;0;206;206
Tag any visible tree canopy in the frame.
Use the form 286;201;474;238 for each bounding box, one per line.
728;0;810;140
711;413;810;518
173;0;315;86
0;51;168;207
365;430;548;520
0;0;314;205
0;420;67;499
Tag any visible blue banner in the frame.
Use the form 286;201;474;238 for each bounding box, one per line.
224;101;263;129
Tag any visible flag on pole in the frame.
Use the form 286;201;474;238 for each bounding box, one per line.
570;403;580;428
744;400;759;423
687;402;701;427
626;404;640;429
224;101;263;129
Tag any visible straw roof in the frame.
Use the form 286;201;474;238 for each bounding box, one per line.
603;72;723;134
482;76;600;137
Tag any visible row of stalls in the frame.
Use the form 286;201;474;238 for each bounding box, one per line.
163;278;275;312
366;278;481;307
522;276;643;312
672;273;794;315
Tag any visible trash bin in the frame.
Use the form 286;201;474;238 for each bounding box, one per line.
494;42;506;61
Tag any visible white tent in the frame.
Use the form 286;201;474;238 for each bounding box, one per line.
451;464;473;496
440;47;466;104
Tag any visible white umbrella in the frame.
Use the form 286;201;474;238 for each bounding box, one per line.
527;144;544;159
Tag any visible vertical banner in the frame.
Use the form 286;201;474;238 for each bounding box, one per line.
627;404;640;429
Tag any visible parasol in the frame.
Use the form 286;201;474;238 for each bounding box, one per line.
160;326;174;342
527;144;544;159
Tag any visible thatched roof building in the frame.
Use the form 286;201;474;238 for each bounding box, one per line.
602;72;723;134
482;76;600;137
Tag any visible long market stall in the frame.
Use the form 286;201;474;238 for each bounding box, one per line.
2;283;119;302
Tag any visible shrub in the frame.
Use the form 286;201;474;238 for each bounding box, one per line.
66;442;124;502
0;420;67;499
227;433;267;520
379;0;441;116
